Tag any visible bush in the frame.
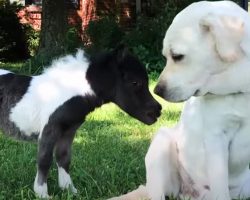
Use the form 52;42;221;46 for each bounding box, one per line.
0;1;29;61
85;16;124;53
18;26;83;75
65;26;83;53
25;25;40;56
123;0;199;73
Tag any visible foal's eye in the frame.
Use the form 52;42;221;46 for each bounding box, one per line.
131;81;142;88
172;54;184;62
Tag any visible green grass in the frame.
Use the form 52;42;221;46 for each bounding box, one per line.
0;61;43;75
0;79;183;200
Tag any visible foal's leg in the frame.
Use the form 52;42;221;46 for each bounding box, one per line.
34;125;59;198
55;124;79;194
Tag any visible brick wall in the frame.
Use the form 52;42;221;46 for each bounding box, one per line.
18;0;135;33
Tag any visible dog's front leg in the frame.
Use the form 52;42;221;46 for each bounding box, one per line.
33;125;59;199
204;134;230;200
146;128;179;200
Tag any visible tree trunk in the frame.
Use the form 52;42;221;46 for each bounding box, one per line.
38;0;67;61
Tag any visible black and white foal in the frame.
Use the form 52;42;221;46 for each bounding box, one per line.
0;48;161;198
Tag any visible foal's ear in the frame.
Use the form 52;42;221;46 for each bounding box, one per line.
200;14;245;62
113;44;129;63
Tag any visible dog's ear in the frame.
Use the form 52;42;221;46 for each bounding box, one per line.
200;14;245;62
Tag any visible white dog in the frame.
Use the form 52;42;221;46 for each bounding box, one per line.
109;1;250;200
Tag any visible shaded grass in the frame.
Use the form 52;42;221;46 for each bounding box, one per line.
0;61;43;75
0;79;183;199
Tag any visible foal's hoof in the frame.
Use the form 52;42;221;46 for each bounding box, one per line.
58;167;78;195
34;180;50;199
69;184;78;195
34;189;50;199
59;182;78;195
34;186;50;199
37;194;51;199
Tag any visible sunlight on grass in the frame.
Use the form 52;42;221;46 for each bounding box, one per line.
0;80;183;200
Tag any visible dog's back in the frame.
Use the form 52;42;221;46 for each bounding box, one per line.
0;71;37;140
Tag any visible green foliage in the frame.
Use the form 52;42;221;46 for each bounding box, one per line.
19;26;83;75
0;0;29;61
85;17;124;53
65;27;83;53
24;26;40;56
123;0;199;73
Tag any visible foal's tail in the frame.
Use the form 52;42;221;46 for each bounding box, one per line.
108;185;149;200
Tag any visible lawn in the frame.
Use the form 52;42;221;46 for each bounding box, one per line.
0;77;183;200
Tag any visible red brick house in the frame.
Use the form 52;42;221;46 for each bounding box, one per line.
16;0;144;31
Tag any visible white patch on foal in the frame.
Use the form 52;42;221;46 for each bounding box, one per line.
9;50;95;138
58;166;77;194
33;172;49;199
0;69;11;76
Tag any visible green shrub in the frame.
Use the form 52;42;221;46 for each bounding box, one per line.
65;26;83;53
25;25;40;56
0;1;29;61
85;17;124;53
123;0;198;73
20;26;83;75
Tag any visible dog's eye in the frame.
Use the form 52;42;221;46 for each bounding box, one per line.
172;54;184;62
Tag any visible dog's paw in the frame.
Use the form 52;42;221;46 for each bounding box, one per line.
107;185;149;200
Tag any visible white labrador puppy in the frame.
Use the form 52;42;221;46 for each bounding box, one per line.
109;1;250;200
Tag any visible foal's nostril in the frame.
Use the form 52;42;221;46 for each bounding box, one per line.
157;103;162;111
151;102;162;117
156;104;162;117
154;84;165;97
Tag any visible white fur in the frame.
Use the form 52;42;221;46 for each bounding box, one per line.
144;94;250;200
108;185;148;200
0;69;11;76
111;98;250;200
34;172;49;199
109;1;250;200
158;1;250;102
58;166;77;194
9;50;95;138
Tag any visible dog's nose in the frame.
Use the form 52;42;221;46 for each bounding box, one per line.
154;84;165;98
